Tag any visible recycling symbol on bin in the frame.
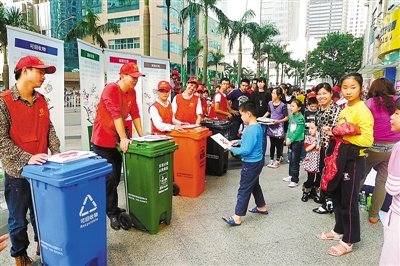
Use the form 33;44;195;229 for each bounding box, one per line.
79;194;97;217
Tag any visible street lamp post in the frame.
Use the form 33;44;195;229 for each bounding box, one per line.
157;4;185;72
56;16;75;39
166;0;171;59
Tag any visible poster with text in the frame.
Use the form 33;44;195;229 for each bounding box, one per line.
104;49;143;137
140;56;170;134
77;39;104;150
7;26;65;151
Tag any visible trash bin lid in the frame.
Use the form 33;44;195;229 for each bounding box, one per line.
126;140;178;157
168;126;212;140
22;157;112;187
201;120;232;129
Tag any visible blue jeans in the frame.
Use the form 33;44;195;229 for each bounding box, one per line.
289;141;303;183
4;174;38;257
235;160;266;216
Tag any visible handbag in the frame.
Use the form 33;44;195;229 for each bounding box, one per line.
332;117;361;136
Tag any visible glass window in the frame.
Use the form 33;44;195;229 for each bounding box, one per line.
108;0;139;13
108;38;140;50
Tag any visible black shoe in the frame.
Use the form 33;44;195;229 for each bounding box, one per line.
116;207;126;214
313;195;324;204
312;206;329;214
110;216;121;230
301;192;310;202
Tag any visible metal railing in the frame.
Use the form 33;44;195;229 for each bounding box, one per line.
64;94;81;111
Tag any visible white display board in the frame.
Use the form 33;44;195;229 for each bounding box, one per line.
7;26;65;150
77;39;104;150
140;56;170;134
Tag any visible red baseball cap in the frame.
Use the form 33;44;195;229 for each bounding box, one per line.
187;77;199;86
171;69;180;77
14;56;56;74
157;80;172;91
307;91;316;99
196;85;205;92
120;62;145;78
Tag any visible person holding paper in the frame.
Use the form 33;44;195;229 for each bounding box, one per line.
91;62;144;231
0;55;60;265
149;80;183;134
222;101;268;226
171;77;202;125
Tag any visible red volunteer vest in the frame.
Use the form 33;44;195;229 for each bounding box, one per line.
200;98;208;118
174;94;199;124
1;90;49;154
151;101;173;135
209;91;229;120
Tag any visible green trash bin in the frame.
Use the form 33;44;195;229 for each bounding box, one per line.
121;140;178;234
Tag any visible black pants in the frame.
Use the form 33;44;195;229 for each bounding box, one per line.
229;115;242;140
303;172;318;191
269;136;284;161
332;156;365;244
316;147;326;201
288;141;303;183
93;144;122;218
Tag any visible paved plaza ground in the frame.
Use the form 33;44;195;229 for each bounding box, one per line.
0;110;383;265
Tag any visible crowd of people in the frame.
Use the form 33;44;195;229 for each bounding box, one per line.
0;55;399;265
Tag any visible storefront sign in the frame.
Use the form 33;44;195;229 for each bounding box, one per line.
378;7;400;58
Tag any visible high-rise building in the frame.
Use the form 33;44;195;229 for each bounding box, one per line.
260;0;300;42
50;0;82;71
346;0;368;37
307;0;348;39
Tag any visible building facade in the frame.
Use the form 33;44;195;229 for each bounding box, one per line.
360;0;400;92
307;0;348;39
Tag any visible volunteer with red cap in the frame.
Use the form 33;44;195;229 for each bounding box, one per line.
149;80;183;134
170;69;182;99
91;62;144;231
196;85;209;118
0;55;60;265
171;77;203;124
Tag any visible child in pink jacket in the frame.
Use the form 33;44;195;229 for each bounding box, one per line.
380;98;400;265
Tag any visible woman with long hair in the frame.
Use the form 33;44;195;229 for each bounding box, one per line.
361;78;400;223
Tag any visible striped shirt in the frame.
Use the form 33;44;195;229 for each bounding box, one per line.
386;141;400;215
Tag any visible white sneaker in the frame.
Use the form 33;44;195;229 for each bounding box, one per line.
282;176;292;182
267;160;274;168
288;182;298;188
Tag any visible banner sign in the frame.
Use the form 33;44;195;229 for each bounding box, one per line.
7;26;65;150
77;39;104;150
140;56;170;134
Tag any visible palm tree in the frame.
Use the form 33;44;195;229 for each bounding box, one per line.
0;6;37;89
184;39;203;76
65;8;120;48
219;10;258;83
270;44;290;84
208;49;224;75
181;0;228;85
261;42;276;84
249;23;278;77
143;0;150;56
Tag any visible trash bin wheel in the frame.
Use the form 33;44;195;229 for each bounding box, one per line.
118;212;132;230
173;183;180;196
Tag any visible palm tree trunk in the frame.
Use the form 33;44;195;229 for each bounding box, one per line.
237;36;242;84
143;0;150;56
2;47;9;90
256;53;261;78
202;9;209;84
281;64;284;84
266;55;270;83
275;64;279;85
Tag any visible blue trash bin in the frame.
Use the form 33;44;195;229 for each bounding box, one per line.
22;157;111;266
